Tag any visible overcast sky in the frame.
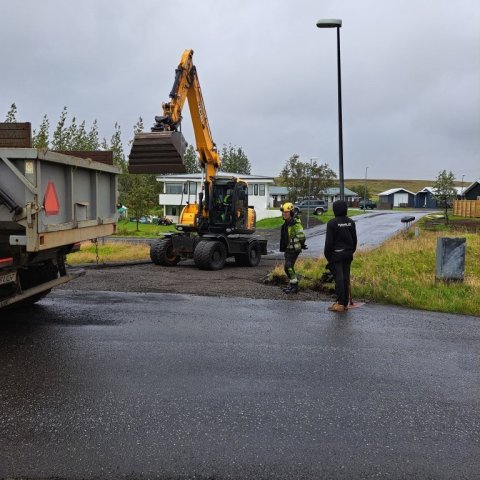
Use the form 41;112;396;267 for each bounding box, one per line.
1;0;479;181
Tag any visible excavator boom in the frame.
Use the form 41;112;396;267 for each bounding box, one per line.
128;49;220;177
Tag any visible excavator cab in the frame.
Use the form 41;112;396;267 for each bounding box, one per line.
208;178;255;234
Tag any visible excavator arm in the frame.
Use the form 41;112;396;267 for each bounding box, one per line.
153;49;221;180
129;49;220;182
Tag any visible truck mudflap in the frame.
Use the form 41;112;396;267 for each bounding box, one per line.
0;268;85;309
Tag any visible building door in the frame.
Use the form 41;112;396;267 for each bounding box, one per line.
394;193;408;207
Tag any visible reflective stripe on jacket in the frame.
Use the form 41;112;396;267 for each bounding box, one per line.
280;217;305;252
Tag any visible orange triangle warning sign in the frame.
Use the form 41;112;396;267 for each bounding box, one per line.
44;181;60;215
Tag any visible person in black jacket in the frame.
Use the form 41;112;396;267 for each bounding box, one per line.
324;200;357;312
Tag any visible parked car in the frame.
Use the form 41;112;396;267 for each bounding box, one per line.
156;216;174;226
129;215;154;224
139;215;154;224
293;199;328;215
358;199;377;210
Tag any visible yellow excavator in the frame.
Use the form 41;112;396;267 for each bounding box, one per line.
129;49;267;270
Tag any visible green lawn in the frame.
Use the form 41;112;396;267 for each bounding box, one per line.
114;220;176;238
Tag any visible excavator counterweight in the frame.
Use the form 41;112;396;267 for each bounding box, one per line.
128;131;187;174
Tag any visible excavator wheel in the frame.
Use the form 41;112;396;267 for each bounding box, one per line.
150;238;180;266
193;240;227;271
234;240;261;267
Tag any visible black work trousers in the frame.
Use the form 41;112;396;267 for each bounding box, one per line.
332;259;352;307
284;250;300;282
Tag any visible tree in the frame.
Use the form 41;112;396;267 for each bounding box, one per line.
32;115;50;148
349;183;371;201
124;174;157;230
51;107;69;150
5;103;17;122
184;144;201;173
279;155;337;203
432;170;457;224
109;122;127;173
220;144;251;174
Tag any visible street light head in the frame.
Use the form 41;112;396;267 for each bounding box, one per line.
316;18;342;28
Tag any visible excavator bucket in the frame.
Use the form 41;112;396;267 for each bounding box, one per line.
128;131;187;174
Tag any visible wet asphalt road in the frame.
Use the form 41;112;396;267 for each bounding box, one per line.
300;210;431;256
1;290;479;479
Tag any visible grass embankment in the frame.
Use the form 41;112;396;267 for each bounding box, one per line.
270;219;480;316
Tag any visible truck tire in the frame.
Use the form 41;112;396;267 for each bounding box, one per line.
194;240;227;270
235;240;261;267
150;238;180;266
293;207;300;215
17;260;59;305
314;208;325;215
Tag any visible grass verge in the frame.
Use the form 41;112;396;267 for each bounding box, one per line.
269;226;479;316
68;241;150;264
114;220;176;238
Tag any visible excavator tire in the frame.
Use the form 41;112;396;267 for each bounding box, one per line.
193;240;227;271
150;238;181;266
235;240;261;267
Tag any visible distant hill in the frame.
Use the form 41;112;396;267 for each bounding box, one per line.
274;178;469;201
345;179;433;199
345;179;469;200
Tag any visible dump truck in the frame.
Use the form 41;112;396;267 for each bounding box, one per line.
0;122;118;309
129;49;267;270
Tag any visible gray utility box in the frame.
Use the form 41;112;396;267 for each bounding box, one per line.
435;237;466;282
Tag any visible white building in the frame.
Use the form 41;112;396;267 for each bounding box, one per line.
156;172;277;222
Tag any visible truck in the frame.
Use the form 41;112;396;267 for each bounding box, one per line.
128;49;267;270
0;122;119;309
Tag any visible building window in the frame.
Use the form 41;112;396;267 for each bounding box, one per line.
254;184;258;196
184;182;197;195
259;184;265;196
248;184;253;196
166;183;183;194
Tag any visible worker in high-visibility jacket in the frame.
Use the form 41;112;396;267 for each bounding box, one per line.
279;202;306;294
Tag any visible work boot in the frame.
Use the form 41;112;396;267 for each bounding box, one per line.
282;283;299;294
328;302;347;312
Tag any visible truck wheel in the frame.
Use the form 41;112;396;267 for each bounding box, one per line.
17;260;59;306
314;208;325;215
194;240;227;270
150;238;180;266
235;241;261;267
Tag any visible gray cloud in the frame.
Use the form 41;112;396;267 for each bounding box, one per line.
1;0;478;181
